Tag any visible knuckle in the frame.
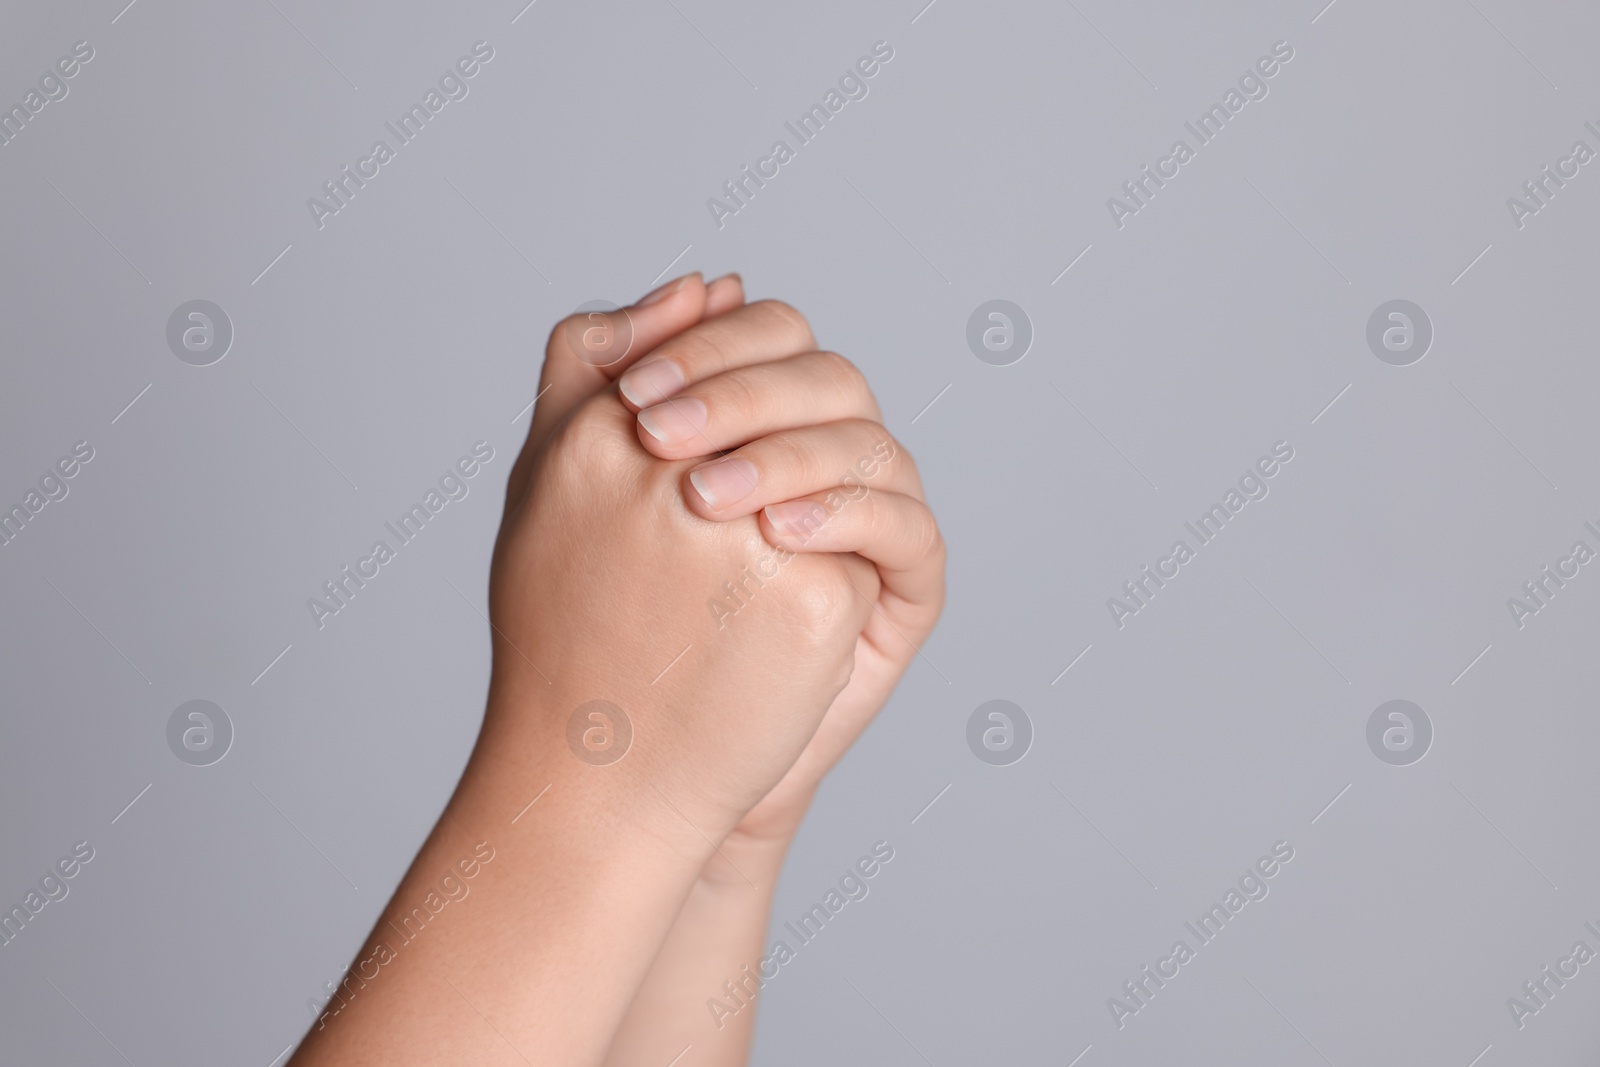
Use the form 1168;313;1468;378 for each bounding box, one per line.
897;441;920;480
843;421;900;480
546;311;583;344
815;350;868;395
552;309;591;335
554;396;632;472
766;430;825;486
543;316;577;362
847;485;886;528
783;566;856;643
750;299;814;347
549;308;629;367
873;431;918;486
712;369;765;424
910;500;946;564
686;324;739;377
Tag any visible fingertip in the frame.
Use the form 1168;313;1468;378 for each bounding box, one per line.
762;499;830;548
687;458;758;515
634;411;672;457
636;271;704;307
618;358;687;411
602;273;708;380
704;273;745;317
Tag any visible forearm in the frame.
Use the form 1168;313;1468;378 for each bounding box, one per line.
283;277;943;1065
289;690;715;1067
603;831;795;1067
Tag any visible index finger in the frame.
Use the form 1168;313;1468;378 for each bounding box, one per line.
616;299;817;411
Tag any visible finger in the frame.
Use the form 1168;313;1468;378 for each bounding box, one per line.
635;351;881;461
616;299;816;412
508;273;709;501
703;273;745;318
530;273;709;437
510;274;745;505
680;420;921;520
762;488;945;612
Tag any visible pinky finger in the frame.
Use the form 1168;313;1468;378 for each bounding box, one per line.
760;488;945;612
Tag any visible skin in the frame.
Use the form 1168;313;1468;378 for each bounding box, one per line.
288;273;945;1067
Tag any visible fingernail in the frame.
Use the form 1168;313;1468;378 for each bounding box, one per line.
637;396;708;446
764;500;827;541
619;359;685;408
689;458;758;509
637;272;701;306
709;272;742;288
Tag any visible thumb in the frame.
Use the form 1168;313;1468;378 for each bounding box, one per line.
528;273;708;452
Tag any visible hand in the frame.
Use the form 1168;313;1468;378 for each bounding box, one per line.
289;274;934;1067
484;275;891;840
600;283;945;1067
616;292;946;849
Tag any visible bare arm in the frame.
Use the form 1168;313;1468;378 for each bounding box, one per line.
289;275;944;1066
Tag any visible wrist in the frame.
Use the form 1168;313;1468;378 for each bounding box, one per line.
470;680;729;874
294;706;721;1065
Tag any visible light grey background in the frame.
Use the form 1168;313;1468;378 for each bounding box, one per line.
2;0;1598;1063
